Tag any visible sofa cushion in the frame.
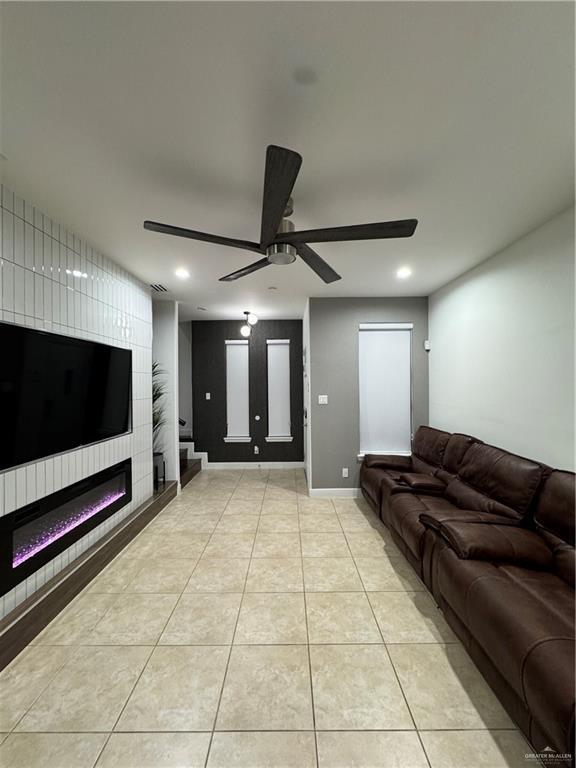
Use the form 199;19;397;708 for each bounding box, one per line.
436;433;478;484
400;473;446;493
534;470;575;545
444;478;519;520
388;493;462;560
439;522;553;568
412;456;439;474
420;508;525;532
412;426;451;468
534;470;575;588
454;443;544;517
379;471;414;501
363;453;413;471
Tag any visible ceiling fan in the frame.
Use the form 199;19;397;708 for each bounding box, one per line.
143;145;418;284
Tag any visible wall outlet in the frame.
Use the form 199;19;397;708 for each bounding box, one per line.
205;392;211;400
254;445;259;455
342;467;349;478
318;394;328;405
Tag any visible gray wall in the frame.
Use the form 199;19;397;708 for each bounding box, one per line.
178;321;193;439
309;297;429;489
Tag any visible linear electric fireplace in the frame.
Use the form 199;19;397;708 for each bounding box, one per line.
0;459;131;596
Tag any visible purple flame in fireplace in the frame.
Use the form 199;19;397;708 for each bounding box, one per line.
12;490;126;568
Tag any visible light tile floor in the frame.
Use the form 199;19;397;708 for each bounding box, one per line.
0;469;538;767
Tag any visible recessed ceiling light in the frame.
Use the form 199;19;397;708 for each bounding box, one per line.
396;266;412;280
175;268;190;279
293;66;318;85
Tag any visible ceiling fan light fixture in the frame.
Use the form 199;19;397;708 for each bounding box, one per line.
266;243;297;265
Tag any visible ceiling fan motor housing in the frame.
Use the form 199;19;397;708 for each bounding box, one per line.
267;218;297;264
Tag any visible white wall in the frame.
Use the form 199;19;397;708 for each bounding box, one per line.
429;208;575;470
0;184;153;619
152;300;179;481
178;320;193;439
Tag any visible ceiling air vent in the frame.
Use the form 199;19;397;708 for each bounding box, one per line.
150;284;167;292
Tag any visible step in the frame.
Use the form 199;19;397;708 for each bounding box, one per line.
180;458;202;489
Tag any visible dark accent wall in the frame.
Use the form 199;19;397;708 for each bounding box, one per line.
192;320;303;462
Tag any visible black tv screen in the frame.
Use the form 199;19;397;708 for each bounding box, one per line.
0;323;132;471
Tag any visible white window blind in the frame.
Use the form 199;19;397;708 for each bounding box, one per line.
266;339;293;442
358;323;412;454
224;340;251;443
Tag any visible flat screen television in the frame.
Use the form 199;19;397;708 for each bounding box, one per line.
0;322;132;471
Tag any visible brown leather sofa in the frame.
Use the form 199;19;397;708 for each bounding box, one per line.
360;426;575;762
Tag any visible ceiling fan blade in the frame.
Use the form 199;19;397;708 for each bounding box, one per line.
275;219;418;244
144;220;263;253
219;257;272;282
297;244;341;284
260;145;302;247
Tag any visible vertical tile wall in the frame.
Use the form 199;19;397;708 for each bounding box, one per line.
0;185;154;620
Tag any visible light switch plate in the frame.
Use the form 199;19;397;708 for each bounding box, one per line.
205;392;211;400
318;394;328;405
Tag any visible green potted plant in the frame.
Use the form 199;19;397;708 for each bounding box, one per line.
152;361;166;490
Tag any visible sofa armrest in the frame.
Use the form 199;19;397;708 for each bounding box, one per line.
364;454;413;471
400;473;445;493
439;522;553;568
420;509;518;531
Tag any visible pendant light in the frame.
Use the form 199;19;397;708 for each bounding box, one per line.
240;311;253;337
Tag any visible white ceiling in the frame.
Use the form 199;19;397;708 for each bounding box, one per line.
1;2;573;320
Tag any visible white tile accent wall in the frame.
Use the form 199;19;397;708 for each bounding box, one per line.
0;184;154;620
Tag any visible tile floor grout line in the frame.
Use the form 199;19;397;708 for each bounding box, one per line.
346;507;434;768
204;468;261;768
297;491;326;768
342;507;434;768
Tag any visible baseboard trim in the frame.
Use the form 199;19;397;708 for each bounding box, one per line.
309;487;361;498
0;481;177;672
203;461;305;470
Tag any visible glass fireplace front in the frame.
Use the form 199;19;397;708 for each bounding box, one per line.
1;459;131;596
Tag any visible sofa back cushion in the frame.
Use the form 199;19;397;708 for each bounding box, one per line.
412;426;451;473
460;443;543;514
445;443;544;520
436;433;478;484
444;478;520;519
534;470;575;545
534;470;575;588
